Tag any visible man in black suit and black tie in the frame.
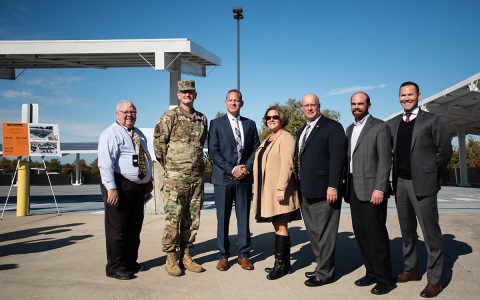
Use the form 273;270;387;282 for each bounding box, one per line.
208;89;260;272
295;93;346;287
388;82;452;298
346;92;395;295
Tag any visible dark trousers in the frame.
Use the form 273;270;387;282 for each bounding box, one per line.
214;181;252;259
301;197;341;281
350;179;392;284
396;178;443;284
101;173;146;275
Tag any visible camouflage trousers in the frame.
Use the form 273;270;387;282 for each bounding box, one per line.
162;176;204;252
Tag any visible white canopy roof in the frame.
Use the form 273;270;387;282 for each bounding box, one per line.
0;38;221;78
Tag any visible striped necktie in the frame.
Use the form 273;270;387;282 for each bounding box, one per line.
233;118;243;164
297;124;311;176
300;124;311;153
132;129;147;180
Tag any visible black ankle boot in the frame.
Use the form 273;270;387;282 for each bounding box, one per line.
267;258;288;280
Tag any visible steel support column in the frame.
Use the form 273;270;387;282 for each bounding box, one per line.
457;127;469;186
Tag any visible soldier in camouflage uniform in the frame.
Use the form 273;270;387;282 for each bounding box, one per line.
154;80;208;276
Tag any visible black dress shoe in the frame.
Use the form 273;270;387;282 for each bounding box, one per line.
304;276;334;287
107;270;135;280
355;276;376;287
371;283;396;295
305;271;316;279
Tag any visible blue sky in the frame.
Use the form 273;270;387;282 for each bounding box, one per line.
1;0;479;148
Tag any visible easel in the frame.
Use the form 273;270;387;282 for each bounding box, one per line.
1;156;60;219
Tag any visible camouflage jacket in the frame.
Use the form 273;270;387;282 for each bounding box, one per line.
154;106;208;177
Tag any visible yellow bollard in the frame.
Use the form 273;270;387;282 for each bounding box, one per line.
16;160;29;217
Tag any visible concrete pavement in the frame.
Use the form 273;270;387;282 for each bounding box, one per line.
0;207;479;299
1;184;479;216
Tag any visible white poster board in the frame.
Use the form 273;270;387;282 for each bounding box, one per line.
28;123;61;156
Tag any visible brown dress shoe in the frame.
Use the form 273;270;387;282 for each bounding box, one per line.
238;258;254;270
397;271;422;283
420;283;442;298
216;259;228;271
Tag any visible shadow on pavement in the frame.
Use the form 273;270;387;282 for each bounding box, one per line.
389;234;472;289
442;233;472;287
0;263;18;271
140;224;473;289
0;223;92;258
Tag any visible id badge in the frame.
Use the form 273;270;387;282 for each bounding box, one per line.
132;154;139;167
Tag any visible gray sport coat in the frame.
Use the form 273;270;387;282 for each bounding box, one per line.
346;115;392;202
387;109;452;197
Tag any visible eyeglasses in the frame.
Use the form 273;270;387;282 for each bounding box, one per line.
179;90;195;94
266;115;280;121
119;111;137;116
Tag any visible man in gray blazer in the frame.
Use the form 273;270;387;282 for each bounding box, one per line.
346;92;395;295
388;82;452;298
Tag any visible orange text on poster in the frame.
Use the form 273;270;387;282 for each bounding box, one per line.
1;122;29;157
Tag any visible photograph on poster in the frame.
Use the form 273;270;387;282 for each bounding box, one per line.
28;124;61;157
30;141;59;156
29;125;58;141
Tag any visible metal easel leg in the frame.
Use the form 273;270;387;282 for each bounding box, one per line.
42;156;60;215
1;158;22;220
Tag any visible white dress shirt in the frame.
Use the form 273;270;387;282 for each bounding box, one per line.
350;114;370;172
98;122;152;190
227;112;244;146
227;112;244;173
403;107;419;122
298;115;322;152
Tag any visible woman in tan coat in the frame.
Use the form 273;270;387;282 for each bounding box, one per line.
252;105;301;280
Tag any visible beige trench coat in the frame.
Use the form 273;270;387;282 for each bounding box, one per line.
252;129;300;218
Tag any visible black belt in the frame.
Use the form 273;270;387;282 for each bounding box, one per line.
114;172;147;187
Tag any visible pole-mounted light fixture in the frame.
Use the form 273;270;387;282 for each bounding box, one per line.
233;7;243;91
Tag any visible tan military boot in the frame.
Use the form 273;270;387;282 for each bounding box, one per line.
181;247;205;273
165;252;182;276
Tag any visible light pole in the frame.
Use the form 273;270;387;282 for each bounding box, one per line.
233;7;243;91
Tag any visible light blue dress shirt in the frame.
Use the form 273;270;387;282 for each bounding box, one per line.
98;122;152;190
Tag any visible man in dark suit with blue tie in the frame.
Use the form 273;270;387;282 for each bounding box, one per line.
388;82;452;298
208;89;260;271
295;93;346;287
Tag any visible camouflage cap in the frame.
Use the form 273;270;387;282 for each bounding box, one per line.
177;80;196;92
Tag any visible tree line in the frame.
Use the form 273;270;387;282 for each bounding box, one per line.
0;157;100;175
448;137;480;168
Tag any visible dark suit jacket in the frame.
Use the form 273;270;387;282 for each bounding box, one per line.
346;116;392;202
387;109;452;197
208;114;260;185
295;116;346;201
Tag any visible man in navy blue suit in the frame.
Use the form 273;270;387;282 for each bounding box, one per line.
208;89;260;271
295;93;346;287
